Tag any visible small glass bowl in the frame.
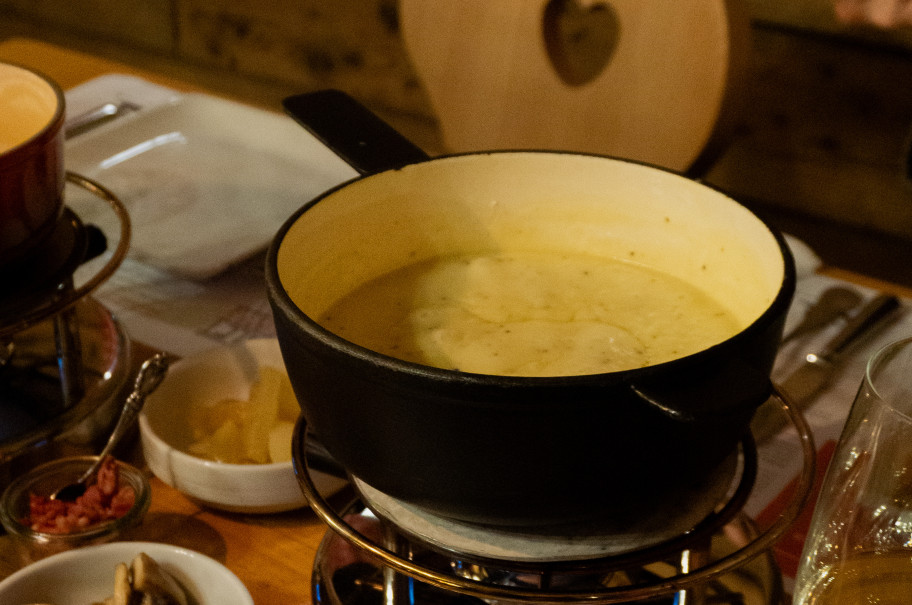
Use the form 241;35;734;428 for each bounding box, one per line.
0;456;151;566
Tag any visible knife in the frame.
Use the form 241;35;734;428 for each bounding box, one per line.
780;286;861;344
65;101;141;139
753;292;901;443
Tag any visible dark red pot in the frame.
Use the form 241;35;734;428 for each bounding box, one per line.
0;62;65;271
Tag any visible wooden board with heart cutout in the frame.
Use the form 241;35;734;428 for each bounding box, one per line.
400;0;750;174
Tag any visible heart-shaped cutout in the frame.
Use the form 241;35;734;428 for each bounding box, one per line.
542;0;620;87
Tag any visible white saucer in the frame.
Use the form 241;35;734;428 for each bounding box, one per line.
353;449;741;563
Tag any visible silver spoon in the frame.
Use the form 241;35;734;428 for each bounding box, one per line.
51;352;171;501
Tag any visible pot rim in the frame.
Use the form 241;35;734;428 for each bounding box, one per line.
0;61;65;164
265;149;796;388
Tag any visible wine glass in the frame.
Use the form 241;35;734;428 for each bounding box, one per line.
793;336;912;604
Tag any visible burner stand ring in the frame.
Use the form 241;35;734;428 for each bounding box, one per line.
293;387;816;603
0;172;130;339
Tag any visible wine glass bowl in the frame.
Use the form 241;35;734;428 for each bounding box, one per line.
793;336;912;604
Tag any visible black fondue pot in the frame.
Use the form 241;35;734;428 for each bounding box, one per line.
266;90;795;527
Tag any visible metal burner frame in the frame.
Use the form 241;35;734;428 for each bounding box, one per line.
1;172;130;412
293;388;816;604
0;172;131;339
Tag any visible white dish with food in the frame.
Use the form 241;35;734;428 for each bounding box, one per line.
139;338;347;513
0;540;253;605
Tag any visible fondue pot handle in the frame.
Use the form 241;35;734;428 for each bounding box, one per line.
628;356;774;423
283;89;431;175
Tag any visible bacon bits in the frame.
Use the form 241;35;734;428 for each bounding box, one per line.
25;456;137;534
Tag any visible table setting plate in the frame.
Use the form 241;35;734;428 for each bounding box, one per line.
65;77;357;279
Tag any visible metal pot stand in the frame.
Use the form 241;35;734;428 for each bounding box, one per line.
294;390;815;605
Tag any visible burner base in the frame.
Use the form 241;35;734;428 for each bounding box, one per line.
312;500;783;605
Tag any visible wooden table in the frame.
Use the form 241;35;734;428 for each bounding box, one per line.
3;35;912;604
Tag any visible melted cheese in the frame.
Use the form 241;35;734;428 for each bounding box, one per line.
319;252;741;376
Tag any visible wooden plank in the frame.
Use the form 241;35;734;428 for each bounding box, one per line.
707;25;912;240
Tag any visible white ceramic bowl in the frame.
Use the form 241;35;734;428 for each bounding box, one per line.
0;541;253;605
139;338;347;513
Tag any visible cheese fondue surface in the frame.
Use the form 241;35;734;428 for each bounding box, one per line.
318;252;742;376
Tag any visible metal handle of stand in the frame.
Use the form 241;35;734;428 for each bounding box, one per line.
0;172;131;338
292;386;816;603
